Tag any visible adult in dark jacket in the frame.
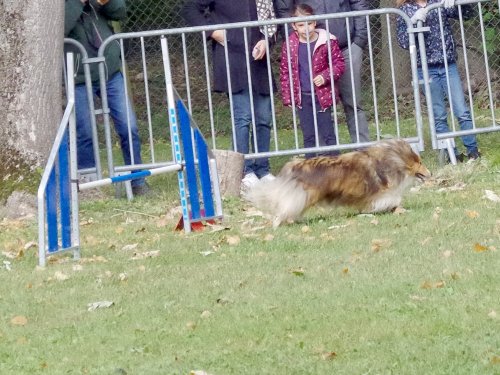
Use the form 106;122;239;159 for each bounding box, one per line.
65;0;149;195
276;0;371;143
182;0;278;189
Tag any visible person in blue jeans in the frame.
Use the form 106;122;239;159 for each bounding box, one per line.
65;0;150;195
396;0;480;161
182;0;278;191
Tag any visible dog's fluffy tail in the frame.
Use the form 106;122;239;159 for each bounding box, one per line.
245;176;308;228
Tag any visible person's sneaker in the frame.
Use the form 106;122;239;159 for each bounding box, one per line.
241;172;259;194
260;173;276;183
132;182;152;197
467;150;481;161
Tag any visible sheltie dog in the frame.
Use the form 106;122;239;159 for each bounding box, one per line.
245;139;431;227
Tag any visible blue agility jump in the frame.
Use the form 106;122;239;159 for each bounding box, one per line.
37;51;223;267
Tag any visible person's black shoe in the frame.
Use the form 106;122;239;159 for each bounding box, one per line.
132;182;152;197
467;150;481;161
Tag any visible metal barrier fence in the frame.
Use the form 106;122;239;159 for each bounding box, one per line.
67;1;499;183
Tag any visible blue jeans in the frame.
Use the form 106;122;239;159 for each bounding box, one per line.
75;72;144;186
231;88;272;178
419;63;478;154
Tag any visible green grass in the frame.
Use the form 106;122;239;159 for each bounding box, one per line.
1;131;500;374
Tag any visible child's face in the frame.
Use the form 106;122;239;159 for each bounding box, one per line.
292;20;317;42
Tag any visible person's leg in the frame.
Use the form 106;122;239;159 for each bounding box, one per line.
338;44;369;143
446;64;479;155
297;94;318;158
231;88;254;175
316;106;339;156
252;92;272;178
75;83;96;169
105;72;145;187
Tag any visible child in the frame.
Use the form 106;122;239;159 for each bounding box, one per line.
396;0;480;161
280;4;345;158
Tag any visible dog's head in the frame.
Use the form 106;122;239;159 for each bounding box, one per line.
385;139;431;182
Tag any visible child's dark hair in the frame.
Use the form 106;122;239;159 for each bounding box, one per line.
292;3;315;17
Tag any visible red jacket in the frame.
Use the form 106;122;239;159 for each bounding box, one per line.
280;29;345;111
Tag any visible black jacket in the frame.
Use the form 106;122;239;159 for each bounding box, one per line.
182;0;276;94
275;0;369;49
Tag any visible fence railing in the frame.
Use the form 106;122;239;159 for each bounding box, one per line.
69;0;499;179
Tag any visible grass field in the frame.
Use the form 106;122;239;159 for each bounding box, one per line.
1;133;499;374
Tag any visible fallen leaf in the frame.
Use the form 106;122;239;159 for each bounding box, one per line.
54;271;70;281
226;235;240;246
115;227;124;234
11;316;28;326
290;267;305;276
483;190;500;202
420;280;445;289
488;310;497;319
371;238;392;252
393;206;407;215
473;243;489;253
200;250;215;257
342;267;349;274
23;241;37;250
119;273;128;281
443;250;452;258
320;351;337;360
301;225;310;233
186;321;197;330
263;234;274;241
465;210;479;219
200;310;211;319
491;356;500;364
121;243;138;252
130;250;160;260
87;301;114;311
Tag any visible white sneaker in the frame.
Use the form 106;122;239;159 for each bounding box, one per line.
241;172;259;190
260;173;276;183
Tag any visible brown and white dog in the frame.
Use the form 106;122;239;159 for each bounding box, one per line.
245;139;431;227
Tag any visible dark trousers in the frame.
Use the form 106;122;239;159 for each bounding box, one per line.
298;93;339;158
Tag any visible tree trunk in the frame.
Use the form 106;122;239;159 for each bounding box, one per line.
0;0;63;198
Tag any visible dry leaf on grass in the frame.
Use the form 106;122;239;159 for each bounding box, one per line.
121;243;138;252
491;356;500;364
87;301;114;311
53;271;70;281
465;210;480;219
392;206;407;215
473;243;489;253
11;315;28;326
290;267;305;276
420;280;445;289
320;351;337;360
371;239;392;252
487;310;497;319
483;190;500;202
225;235;240;246
130;250;160;260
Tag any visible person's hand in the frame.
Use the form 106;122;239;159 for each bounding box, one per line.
442;0;455;8
313;75;325;87
211;30;225;46
252;40;267;60
410;8;428;24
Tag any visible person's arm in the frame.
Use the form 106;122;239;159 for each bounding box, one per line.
90;0;128;21
181;0;225;44
396;12;410;50
315;38;345;86
349;0;370;48
65;0;85;36
279;41;292;107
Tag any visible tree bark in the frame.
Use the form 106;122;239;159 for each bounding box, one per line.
0;0;63;167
